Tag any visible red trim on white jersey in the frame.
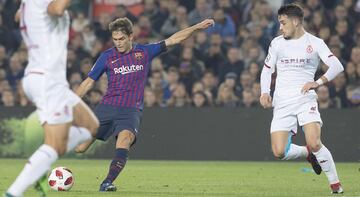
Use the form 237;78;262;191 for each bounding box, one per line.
25;71;45;76
264;63;271;68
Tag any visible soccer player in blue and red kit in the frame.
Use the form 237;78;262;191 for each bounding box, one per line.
75;17;214;191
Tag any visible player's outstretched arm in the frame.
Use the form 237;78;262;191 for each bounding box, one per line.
76;77;95;98
165;19;214;47
47;0;71;16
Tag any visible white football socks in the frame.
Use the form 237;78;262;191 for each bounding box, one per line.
7;144;58;196
66;126;92;153
313;145;340;184
282;144;308;160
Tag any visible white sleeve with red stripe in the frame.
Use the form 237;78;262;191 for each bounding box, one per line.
261;40;277;94
317;40;344;81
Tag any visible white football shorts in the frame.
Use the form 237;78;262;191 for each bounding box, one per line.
22;72;80;125
270;100;323;133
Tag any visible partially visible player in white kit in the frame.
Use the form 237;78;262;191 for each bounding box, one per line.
260;4;344;194
4;0;99;197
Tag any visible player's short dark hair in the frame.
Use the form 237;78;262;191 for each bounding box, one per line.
278;3;304;21
109;17;133;36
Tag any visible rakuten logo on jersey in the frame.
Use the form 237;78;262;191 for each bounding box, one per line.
114;65;144;75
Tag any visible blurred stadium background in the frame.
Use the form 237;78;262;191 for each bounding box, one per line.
0;0;359;196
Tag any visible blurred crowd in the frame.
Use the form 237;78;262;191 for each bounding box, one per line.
0;0;360;108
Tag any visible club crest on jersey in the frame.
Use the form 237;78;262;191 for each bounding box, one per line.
134;52;144;60
306;45;313;53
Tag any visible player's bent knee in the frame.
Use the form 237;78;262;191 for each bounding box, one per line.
118;137;134;147
116;131;135;149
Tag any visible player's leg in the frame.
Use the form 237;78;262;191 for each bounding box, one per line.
299;100;342;193
271;130;308;160
100;130;135;192
303;122;343;193
74;103;115;153
67;100;99;153
6;123;70;197
31;99;98;196
100;108;142;191
6;75;69;197
270;106;308;160
271;131;290;159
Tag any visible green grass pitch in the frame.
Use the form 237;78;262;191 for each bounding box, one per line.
0;159;359;197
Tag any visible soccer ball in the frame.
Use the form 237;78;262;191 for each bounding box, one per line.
48;167;74;191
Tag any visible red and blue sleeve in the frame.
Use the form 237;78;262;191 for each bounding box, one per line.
88;53;107;81
143;41;167;60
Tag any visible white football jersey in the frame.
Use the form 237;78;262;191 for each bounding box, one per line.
264;32;334;108
20;0;70;84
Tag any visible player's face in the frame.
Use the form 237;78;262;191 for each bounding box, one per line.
112;31;133;53
278;15;296;39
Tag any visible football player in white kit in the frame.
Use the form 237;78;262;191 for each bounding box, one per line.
260;4;344;194
4;0;99;196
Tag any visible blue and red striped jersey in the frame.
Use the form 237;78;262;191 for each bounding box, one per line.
88;41;167;109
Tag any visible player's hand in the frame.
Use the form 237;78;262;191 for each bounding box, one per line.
196;19;215;30
260;93;272;108
301;82;319;94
